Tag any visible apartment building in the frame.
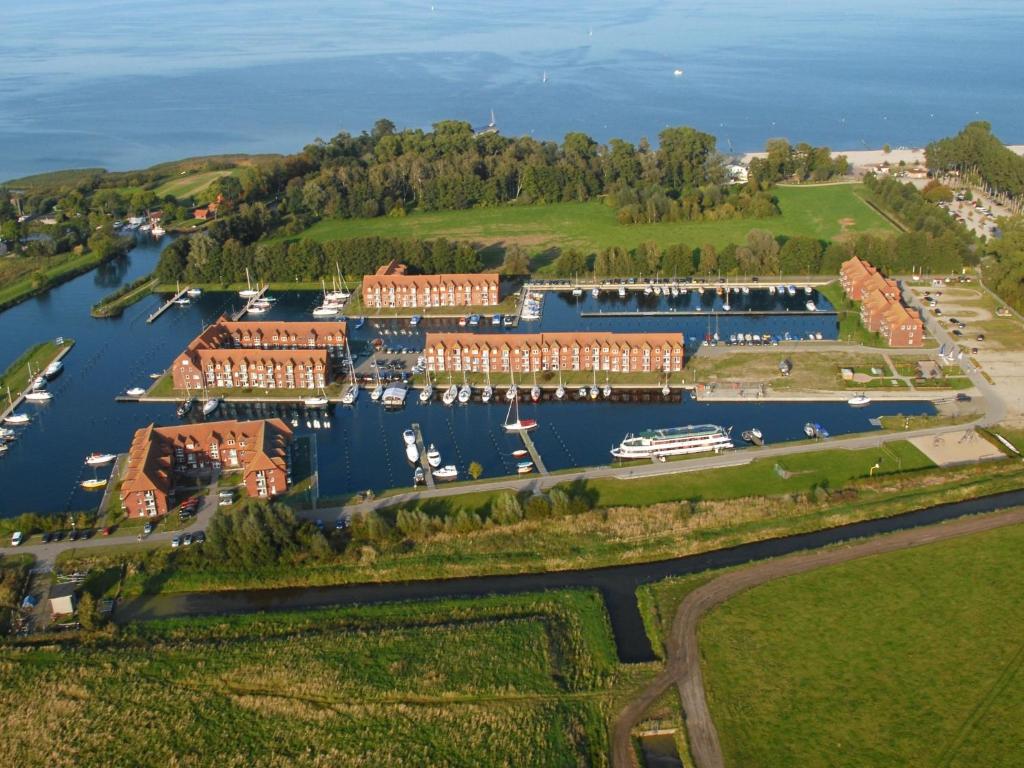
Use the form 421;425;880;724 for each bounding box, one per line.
362;261;500;309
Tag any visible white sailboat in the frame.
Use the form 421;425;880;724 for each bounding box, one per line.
419;367;434;403
530;371;541;402
239;268;260;298
341;339;359;404
505;368;517;402
3;386;29;425
503;394;537;432
442;374;458;406
481;366;493;404
312;278;340;317
303;387;329;408
555;369;566;400
371;365;384;402
458;371;472;404
589;369;599;400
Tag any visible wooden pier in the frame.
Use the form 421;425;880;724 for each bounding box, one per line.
146;285;192;324
579;309;833;318
231;285;269;320
411;423;435;488
518;430;548;476
0;339;75;423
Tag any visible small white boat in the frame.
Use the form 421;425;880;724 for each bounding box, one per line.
592;287;600;298
572;287;583;297
442;385;458;406
246;301;270;314
303;395;329;407
741;428;764;446
618;286;626;298
85;452;117;466
312;305;339;317
126;387;147;397
531;385;541;402
432;464;458;480
202;397;221;416
24;390;53;402
186;288;202;298
662;384;671;396
673;68;684;77
427;444;442;468
589;385;599;400
238;269;260;298
481;385;493;403
44;360;63;378
173;297;191;306
805;300;817;312
0;426;16;440
419;386;432;404
804;286;813;295
787;285;797;296
458;384;472;404
371;384;384;402
341;385;359;405
602;384;612;398
312;418;321;429
512;449;529;459
505;384;517;402
517;461;534;474
405;443;419;463
847;394;871;407
555;384;566;400
722;301;731;311
741;285;750;294
577;387;587;399
4;413;30;425
81;478;107;490
403;429;416;446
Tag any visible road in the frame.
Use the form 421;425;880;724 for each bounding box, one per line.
610;506;1024;768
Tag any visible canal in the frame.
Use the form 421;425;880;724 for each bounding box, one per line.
0;241;933;518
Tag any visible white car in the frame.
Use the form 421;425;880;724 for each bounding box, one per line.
11;531;23;546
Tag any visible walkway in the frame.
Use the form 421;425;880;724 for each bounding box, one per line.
611;505;1024;768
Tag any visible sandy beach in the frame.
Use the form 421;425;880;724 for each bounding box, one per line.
742;145;1024;168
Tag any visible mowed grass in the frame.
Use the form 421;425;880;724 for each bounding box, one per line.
296;185;895;265
0;591;631;767
699;519;1024;768
153;167;241;200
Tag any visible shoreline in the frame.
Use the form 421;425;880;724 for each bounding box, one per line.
742;144;1024;167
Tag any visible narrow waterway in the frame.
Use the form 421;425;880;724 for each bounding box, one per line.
117;489;1024;663
0;242;931;517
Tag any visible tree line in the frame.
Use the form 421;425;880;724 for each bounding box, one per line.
747;139;850;185
927;121;1024;203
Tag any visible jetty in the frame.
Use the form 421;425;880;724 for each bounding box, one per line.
518;429;548;475
96;453;127;515
0;339;75;423
411;423;435;488
580;309;832;318
146;285;192;324
231;285;269;320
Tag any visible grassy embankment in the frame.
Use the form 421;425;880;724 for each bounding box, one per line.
698;519;1024;768
0;590;648;767
0;250;112;312
90;275;158;318
294;184;895;271
143;372;346;401
73;443;1024;597
0;556;32;634
0;338;73;397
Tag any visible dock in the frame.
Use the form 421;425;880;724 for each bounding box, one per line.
411;422;435;488
96;453;127;516
580;309;833;318
0;339;75;423
231;285;269;320
518;429;548;475
146;285;192;324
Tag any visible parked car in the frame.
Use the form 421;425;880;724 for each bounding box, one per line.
142;522;154;536
335;517;348;530
101;526;113;537
41;532;53;543
171;535;181;549
11;531;23;547
182;533;193;546
976;334;985;342
69;529;80;541
194;531;206;544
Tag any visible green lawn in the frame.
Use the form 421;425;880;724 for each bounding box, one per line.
700;520;1024;768
0;250;107;310
295;185;895;269
0;338;72;396
0;590;639;767
153;168;242;200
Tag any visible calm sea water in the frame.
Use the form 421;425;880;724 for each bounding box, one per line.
0;240;931;518
2;0;1023;180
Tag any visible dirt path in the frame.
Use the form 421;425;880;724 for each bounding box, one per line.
611;506;1024;768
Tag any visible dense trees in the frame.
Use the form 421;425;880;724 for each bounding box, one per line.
985;216;1024;312
927;121;1024;205
748;139;850;185
204;501;330;568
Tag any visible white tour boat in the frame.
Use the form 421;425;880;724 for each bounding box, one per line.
610;424;733;460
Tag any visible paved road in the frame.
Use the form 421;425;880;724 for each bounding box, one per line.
610;506;1024;768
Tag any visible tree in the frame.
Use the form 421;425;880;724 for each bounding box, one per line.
745;229;780;274
697;243;718;276
501;244;531;275
77;591;102;630
468;461;483;480
779;236;823;274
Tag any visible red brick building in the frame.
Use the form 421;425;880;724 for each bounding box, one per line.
425;332;684;374
841;256;923;347
171;317;347;391
362;261;500;309
119;419;293;517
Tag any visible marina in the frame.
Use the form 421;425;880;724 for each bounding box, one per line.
0;236;937;517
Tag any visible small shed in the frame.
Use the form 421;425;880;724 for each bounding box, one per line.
49;582;78;616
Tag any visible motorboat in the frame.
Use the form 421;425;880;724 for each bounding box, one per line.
741;285;750;295
246;299;271;314
503;397;537;432
592;287;600;298
202;397;221;416
577;387;587;399
555;384;566;400
722;301;731;312
602;383;612;398
643;285;653;296
24;390;53;402
381;386;407;408
804;286;813;295
403;429;416;446
405;443;419;464
458;383;472;404
410;315;422;327
173;297;191;306
531;384;541;402
611;424;734;459
805;300;816;312
741;428;764;446
186;288;202;298
427;444;442;468
303;395;329;408
572;287;583;297
786;285;797;296
662;383;671;396
511;449;529;459
3;413;29;425
491;314;503;326
589;384;599;400
517;461;534;474
432;465;458;480
44;360;64;378
804;422;829;439
413;467;425;485
505;384;517;402
442;384;458;406
618;286;626;298
847;394;871;407
0;426;16;441
312;304;339;317
177;397;196;418
80;478;108;490
126;387;147;397
312;418;321;429
468;314;481;326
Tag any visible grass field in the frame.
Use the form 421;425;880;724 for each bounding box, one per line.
295;185;895;268
0;339;72;396
153;167;242;200
93;451;1024;598
0;590;645;767
699;520;1024;768
0;250;107;311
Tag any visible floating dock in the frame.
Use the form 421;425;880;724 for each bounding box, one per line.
411;423;435;488
231;285;269;320
146;286;192;324
518;429;548;475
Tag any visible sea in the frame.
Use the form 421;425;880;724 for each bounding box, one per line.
2;0;1024;180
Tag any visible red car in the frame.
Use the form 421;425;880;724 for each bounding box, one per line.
101;526;113;536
